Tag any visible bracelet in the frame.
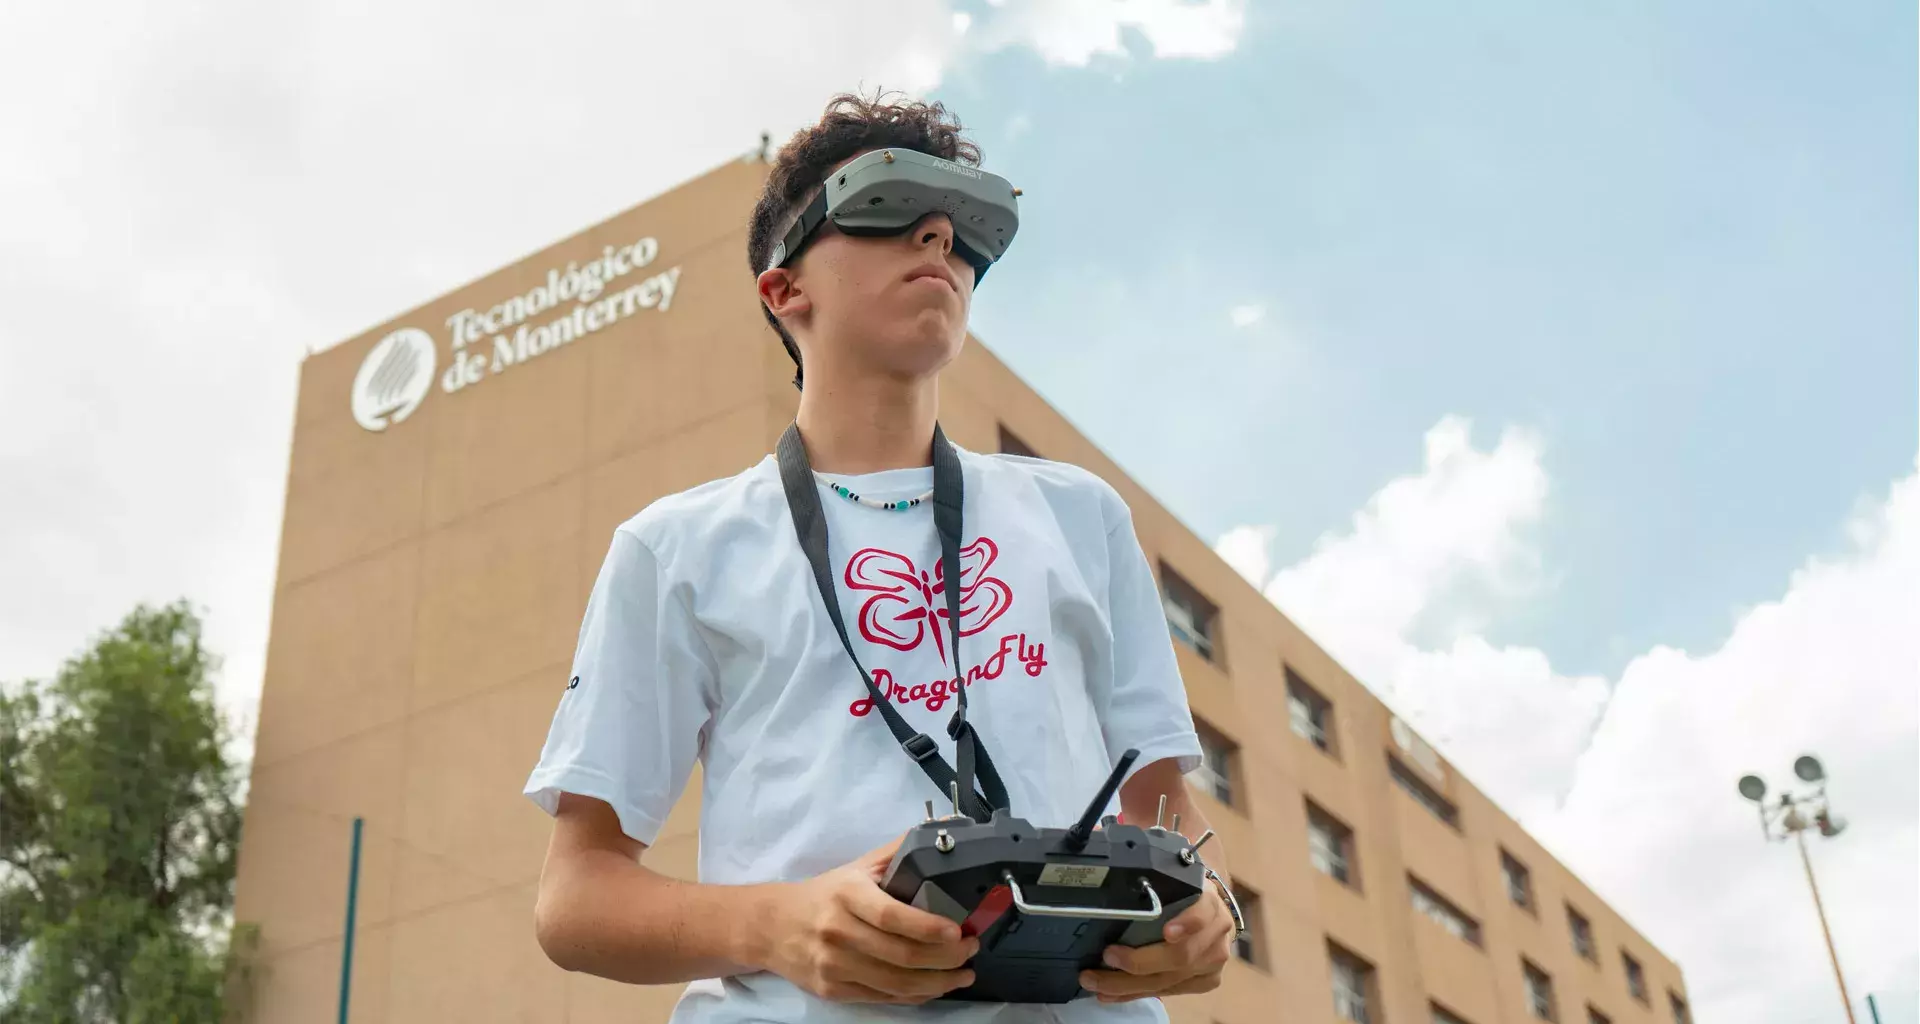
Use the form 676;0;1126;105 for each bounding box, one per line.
1203;866;1247;938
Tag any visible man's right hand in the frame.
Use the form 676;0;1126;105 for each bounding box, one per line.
759;834;979;1004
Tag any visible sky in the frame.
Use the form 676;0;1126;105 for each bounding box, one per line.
0;1;1913;1021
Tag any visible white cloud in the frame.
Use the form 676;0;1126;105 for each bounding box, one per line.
971;0;1247;66
1220;418;1919;1021
1265;416;1549;681
1229;303;1266;328
1215;522;1275;587
1258;418;1604;823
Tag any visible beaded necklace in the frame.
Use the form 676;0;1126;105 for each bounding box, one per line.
815;473;934;512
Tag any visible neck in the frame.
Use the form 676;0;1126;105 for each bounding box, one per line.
794;370;940;475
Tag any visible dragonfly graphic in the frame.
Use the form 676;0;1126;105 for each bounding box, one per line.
844;537;1013;666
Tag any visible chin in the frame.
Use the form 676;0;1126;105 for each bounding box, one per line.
874;322;967;379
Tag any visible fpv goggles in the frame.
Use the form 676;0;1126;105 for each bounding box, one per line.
764;147;1021;284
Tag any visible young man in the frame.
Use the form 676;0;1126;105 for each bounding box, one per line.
524;93;1235;1023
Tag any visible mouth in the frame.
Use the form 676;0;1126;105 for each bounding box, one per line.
905;264;959;293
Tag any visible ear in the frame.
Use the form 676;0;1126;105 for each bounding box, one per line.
757;267;811;321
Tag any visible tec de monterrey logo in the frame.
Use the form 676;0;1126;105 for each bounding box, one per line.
347;235;685;433
350;328;436;432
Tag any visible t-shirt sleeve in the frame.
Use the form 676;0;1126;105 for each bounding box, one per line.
1098;493;1205;783
523;525;715;847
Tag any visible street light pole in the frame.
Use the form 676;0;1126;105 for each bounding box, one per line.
1738;756;1856;1024
1793;822;1856;1024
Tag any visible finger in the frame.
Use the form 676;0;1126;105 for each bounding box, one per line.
1101;940;1178;977
1093;970;1223;1004
1103;909;1228;976
1155;971;1225;997
1160;890;1234;961
1176;906;1238;973
845;880;968;946
858;832;910;875
1102;940;1208;978
852;963;975;1001
824;946;975;1001
838;913;979;970
1080;966;1191;999
817;975;950;1005
1160;889;1228;944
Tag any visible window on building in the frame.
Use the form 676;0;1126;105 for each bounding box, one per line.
1410;875;1483;946
1668;992;1690;1024
1389;755;1459;827
1287;666;1336;755
1306;801;1356;886
1432;1004;1472;1024
1567;904;1596;961
1587;1008;1612;1024
1231;883;1264;967
1186;718;1237;806
1159;564;1221;663
1501;849;1535;913
1328;943;1376;1024
998;425;1040;459
1523;959;1558;1021
1623;952;1647;1003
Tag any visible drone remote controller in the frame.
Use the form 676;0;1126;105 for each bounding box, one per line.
879;749;1222;1004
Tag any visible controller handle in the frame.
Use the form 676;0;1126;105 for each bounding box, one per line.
1060;748;1139;853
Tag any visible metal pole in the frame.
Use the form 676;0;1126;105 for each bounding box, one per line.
339;816;364;1024
1795;827;1857;1024
1865;994;1881;1024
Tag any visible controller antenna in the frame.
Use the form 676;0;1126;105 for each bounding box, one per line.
1062;748;1139;853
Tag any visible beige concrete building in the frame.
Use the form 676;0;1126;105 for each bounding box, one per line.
233;156;1691;1024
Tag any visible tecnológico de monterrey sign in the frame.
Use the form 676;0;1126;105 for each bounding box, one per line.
350;236;681;432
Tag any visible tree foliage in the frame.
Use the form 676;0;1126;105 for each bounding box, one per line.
0;600;255;1022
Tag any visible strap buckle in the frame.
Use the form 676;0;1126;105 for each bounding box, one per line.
902;733;940;762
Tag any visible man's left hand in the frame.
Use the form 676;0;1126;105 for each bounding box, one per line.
1079;882;1235;1003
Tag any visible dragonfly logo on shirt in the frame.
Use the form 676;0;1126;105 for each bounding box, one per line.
849;633;1048;719
844;537;1013;666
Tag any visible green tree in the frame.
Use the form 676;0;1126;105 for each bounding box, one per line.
0;600;256;1022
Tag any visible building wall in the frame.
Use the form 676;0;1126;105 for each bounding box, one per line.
232;158;1688;1024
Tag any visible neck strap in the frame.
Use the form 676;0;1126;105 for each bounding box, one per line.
776;422;1011;821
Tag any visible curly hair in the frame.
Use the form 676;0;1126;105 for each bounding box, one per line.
747;91;982;389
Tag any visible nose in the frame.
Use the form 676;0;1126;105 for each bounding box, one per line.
912;213;955;256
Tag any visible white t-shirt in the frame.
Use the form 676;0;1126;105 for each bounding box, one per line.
525;444;1205;1024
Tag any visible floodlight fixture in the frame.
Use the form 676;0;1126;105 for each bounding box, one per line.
1794;755;1825;783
